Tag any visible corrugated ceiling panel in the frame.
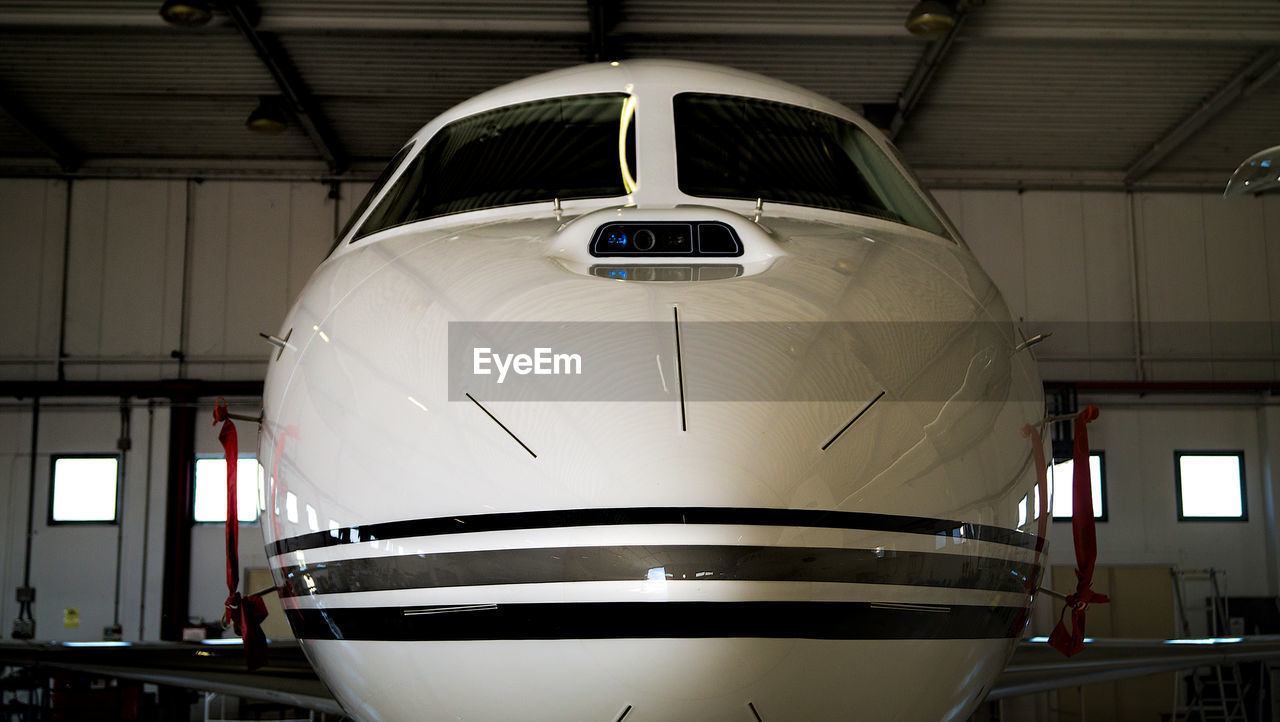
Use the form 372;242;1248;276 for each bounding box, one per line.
0;0;1270;179
0;30;275;96
32;95;317;159
1157;83;1280;172
900;42;1255;170
284;34;587;158
0;1;161;22
259;0;585;30
0;112;44;156
283;34;585;98
320;97;441;159
620;37;921;107
0;29;312;159
0;0;587;33
620;1;912;30
966;0;1280;39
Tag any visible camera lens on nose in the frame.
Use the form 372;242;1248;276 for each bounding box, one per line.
633;229;656;251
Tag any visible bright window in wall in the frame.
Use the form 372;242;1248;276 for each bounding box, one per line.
50;455;120;524
1051;452;1106;521
194;456;261;523
1176;451;1247;521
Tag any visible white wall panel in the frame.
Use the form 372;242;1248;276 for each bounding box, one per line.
185;180;336;380
286;182;337;305
0;408;32;636
0;179;66;381
6;177;1280;650
1079;192;1135;380
1021;192;1089;379
1044;407;1273;632
188;399;272;632
29;408;122;642
63;180;186;381
1202;194;1271;380
942;189;1280;382
62;181;108;368
6;178;1280;383
0;402;169;642
953;191;1028;323
99;182;186;379
1264;195;1280;380
1137;193;1213;380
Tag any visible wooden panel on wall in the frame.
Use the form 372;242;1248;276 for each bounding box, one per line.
1052;565;1175;722
245;567;294;640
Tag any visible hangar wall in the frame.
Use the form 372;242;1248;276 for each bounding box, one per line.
1;177;1279;642
935;189;1280;632
0;404;168;642
8;179;1278;385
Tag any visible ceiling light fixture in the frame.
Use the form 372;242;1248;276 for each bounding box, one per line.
159;0;214;28
246;96;289;134
905;0;957;36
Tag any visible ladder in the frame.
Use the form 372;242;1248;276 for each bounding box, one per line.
1170;568;1248;722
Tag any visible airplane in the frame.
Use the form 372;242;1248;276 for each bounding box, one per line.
7;59;1280;721
1225;144;1280;197
255;58;1048;721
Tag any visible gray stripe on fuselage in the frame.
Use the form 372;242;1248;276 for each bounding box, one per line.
280;544;1037;597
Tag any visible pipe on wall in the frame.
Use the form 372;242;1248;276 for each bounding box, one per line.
158;403;195;641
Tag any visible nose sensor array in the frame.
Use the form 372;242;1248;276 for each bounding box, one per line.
589;221;744;257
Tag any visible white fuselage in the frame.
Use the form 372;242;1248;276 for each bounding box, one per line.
258;60;1047;721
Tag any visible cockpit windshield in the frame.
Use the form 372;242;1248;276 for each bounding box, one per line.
674;93;951;239
353;93;637;241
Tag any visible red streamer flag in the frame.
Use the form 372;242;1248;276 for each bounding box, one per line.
213;400;269;670
1048;405;1108;657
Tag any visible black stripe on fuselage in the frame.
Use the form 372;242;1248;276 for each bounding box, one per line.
284;601;1029;641
278;545;1038;598
268;507;1043;557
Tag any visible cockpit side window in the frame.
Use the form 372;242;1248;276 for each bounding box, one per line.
353;93;637;240
331;141;416;252
674;93;951;240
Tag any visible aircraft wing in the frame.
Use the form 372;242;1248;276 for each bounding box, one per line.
6;635;1280;714
0;639;343;716
990;635;1280;700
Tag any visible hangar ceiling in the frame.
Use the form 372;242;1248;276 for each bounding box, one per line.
1;0;1278;189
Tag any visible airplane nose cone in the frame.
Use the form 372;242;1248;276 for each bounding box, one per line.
267;225;1039;722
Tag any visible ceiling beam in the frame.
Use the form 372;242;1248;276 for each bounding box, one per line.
221;0;348;174
886;4;974;142
1124;48;1280;185
5;11;1280;44
0;90;80;171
